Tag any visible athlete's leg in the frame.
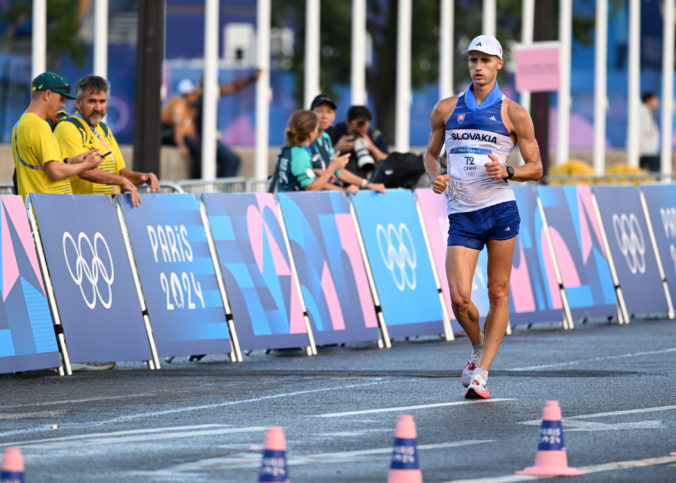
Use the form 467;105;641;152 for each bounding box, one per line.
479;235;517;370
446;245;481;345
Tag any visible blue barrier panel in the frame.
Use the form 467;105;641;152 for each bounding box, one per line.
642;183;676;304
415;188;489;333
277;192;381;345
537;185;617;320
594;185;669;317
351;190;444;338
29;194;152;363
202;193;310;351
511;186;564;325
0;196;60;373
119;194;232;357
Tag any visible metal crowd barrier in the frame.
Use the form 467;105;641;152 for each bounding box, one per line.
0;183;14;194
137;181;183;193
545;172;676;184
177;177;247;194
245;178;271;193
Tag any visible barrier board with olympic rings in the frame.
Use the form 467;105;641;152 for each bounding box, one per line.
277;191;381;345
351;189;444;339
29;194;153;364
415;188;489;334
0;196;61;374
536;185;617;321
593;185;669;317
119;193;233;358
202;193;312;351
641;183;676;306
510;185;570;325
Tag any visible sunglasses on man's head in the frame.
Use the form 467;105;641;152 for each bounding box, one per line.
33;84;71;92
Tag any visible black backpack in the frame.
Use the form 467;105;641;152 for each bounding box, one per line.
370;152;426;189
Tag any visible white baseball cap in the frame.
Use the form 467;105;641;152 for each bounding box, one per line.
177;78;197;95
462;34;503;59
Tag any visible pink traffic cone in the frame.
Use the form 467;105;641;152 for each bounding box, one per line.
258;426;289;483
387;414;422;483
1;447;24;483
516;401;585;476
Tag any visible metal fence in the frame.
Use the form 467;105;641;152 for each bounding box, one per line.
0;183;14;194
244;178;270;193
137;181;183;193
177;177;247;194
544;172;676;185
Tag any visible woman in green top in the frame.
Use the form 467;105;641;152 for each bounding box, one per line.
276;110;349;192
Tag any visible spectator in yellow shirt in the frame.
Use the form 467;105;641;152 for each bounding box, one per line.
12;72;101;199
54;75;160;207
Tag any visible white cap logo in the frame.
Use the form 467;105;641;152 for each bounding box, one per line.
462;34;503;59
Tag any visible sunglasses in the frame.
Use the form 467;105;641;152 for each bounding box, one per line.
34;84;71;92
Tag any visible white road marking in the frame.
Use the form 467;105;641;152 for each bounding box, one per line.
138;439;492;476
0;410;66;419
520;404;676;427
315;398;514;418
5;425;267;451
510;347;676;371
447;455;676;482
1;394;154;409
0;380;385;439
561;420;663;432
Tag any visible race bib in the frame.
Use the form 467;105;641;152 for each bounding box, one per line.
449;147;492;179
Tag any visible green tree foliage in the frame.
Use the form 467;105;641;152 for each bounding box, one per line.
1;0;86;71
273;0;621;143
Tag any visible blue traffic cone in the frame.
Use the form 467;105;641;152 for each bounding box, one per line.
1;447;24;483
387;414;422;483
516;401;584;476
258;426;289;483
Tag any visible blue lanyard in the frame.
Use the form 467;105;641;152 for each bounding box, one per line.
13;121;45;171
74;112;113;156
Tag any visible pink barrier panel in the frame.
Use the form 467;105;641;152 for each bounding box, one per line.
415;188;489;333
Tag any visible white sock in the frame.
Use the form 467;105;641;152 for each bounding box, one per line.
470;334;484;362
473;368;488;381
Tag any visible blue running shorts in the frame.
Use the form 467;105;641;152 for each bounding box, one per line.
447;200;520;250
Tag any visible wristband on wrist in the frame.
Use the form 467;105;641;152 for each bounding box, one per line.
361;179;368;188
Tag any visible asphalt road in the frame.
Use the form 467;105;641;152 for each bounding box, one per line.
1;318;675;482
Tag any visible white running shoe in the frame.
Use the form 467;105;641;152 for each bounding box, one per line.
465;372;490;399
461;360;477;388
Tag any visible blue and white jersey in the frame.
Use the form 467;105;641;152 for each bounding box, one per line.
444;83;515;214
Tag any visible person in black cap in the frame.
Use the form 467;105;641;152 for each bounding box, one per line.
12;71;101;199
326;104;389;180
310;94;385;193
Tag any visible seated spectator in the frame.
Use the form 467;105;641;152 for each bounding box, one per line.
192;69;262;178
160;79;200;177
310;94;385;194
326;105;389;179
275;110;349;192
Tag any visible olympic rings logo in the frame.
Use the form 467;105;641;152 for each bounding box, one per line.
376;223;417;291
611;213;646;275
62;231;115;309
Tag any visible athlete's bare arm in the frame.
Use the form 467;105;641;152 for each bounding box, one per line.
424;96;458;194
494;98;543;182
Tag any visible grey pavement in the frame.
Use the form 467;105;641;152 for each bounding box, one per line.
1;318;675;482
